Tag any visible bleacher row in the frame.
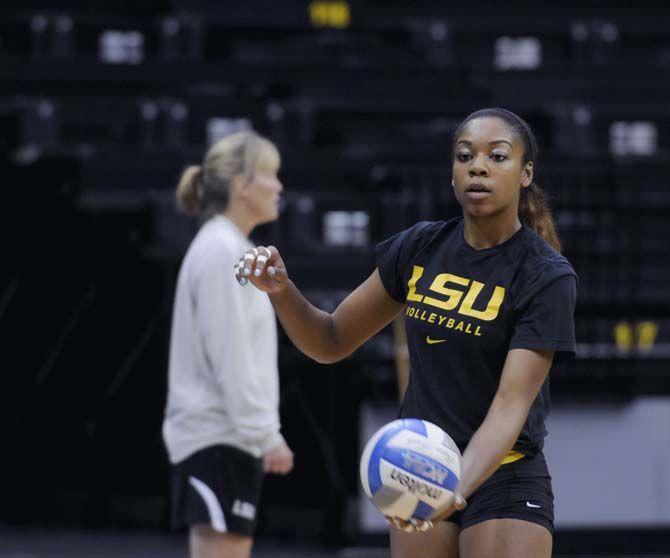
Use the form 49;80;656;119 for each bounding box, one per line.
5;2;670;370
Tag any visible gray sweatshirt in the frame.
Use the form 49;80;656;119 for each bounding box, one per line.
163;215;283;463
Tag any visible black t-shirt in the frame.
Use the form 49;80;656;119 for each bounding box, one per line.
375;217;577;456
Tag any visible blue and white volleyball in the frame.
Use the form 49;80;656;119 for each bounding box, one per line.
360;418;461;521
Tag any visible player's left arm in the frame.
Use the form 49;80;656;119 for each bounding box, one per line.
435;348;554;520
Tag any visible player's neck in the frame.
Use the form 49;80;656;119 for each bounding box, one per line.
221;206;256;238
462;213;522;250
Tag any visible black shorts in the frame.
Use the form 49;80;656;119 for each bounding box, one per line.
170;444;264;536
447;452;554;534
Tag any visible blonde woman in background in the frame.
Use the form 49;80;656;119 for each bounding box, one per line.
163;130;293;558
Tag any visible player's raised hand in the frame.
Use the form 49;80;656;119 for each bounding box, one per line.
234;245;289;293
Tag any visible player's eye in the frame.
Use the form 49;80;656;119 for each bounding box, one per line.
491;152;508;162
457;152;472;162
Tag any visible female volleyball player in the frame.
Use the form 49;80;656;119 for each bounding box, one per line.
163;130;294;558
236;109;576;558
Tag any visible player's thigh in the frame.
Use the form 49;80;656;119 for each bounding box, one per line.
459;518;552;558
190;524;253;558
390;521;459;558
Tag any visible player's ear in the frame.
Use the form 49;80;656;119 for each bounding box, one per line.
521;161;533;188
231;174;249;198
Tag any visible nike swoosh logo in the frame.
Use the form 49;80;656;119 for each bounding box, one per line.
526;501;541;509
426;336;447;345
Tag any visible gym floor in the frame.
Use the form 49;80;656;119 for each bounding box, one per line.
2;528;669;558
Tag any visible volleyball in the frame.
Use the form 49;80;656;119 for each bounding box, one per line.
360;418;461;521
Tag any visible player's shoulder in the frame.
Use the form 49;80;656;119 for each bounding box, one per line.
517;227;577;289
395;218;460;247
187;216;249;271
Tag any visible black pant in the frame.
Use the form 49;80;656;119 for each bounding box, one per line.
448;452;554;533
170;444;264;536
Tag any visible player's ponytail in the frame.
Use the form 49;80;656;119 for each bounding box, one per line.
453;108;562;253
519;181;561;252
176;165;203;217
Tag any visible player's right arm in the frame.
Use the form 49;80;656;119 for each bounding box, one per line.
235;246;404;364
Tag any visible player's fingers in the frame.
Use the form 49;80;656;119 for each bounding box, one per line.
234;260;247;286
390;517;406;531
402;522;414;533
386;517;408;531
267;265;288;281
271;455;288;474
276;453;292;474
410;518;432;532
262;246;289;282
267;245;280;260
386;517;428;533
242;248;259;277
454;492;467;510
253;246;272;277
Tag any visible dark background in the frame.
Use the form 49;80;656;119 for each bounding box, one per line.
2;0;670;555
